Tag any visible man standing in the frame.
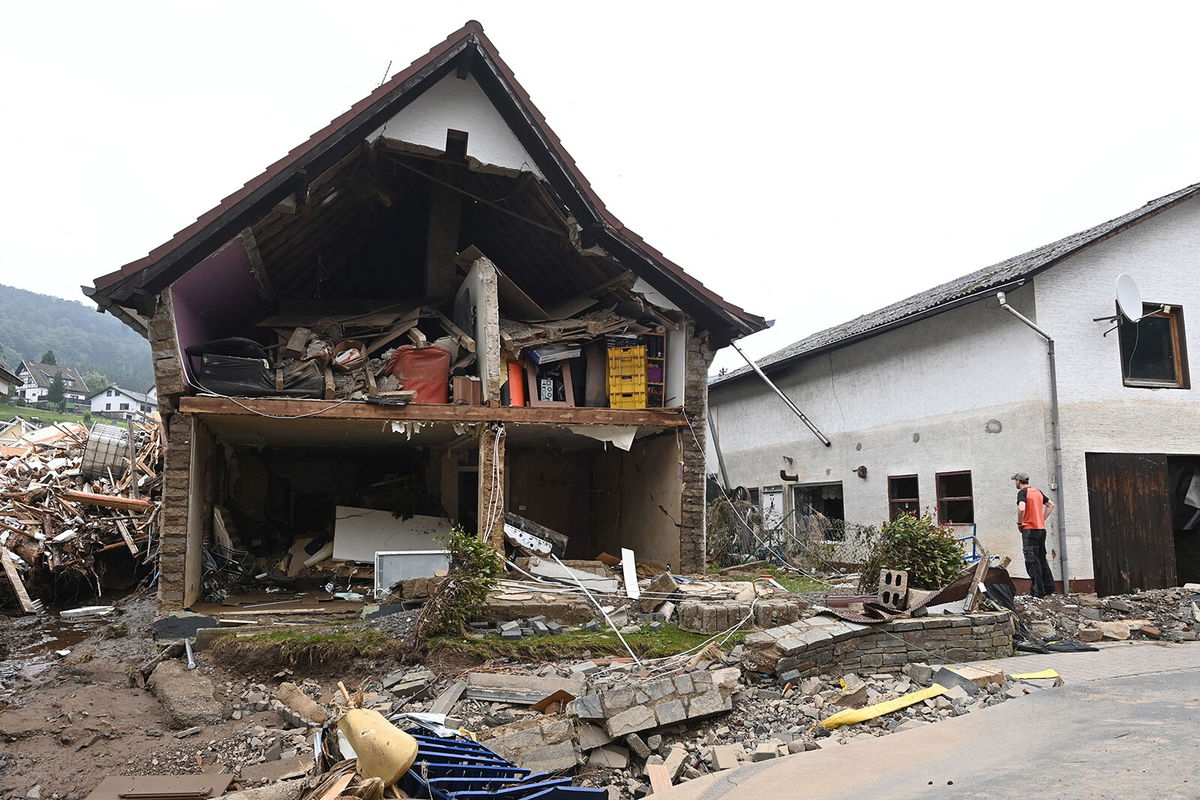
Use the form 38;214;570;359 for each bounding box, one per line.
1014;472;1056;597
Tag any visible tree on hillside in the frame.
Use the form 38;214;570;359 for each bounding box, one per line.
83;372;109;396
41;350;57;365
47;372;65;410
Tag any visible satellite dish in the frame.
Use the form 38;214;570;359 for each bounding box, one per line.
1116;273;1143;321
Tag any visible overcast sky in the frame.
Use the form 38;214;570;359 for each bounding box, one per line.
2;2;1198;373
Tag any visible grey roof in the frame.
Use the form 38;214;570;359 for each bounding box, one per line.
86;385;156;405
713;181;1200;386
18;361;86;392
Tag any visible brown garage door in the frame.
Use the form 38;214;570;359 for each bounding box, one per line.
1085;452;1176;595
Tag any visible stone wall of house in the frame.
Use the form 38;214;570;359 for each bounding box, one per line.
158;414;193;612
676;598;807;634
743;611;1015;680
679;323;715;574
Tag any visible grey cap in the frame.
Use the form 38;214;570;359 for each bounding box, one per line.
1011;472;1030;482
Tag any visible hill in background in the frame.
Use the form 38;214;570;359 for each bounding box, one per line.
0;284;153;391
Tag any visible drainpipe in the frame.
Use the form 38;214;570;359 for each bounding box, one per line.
996;292;1071;593
730;339;832;447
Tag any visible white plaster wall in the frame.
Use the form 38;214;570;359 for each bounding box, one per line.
710;284;1056;575
1032;195;1200;585
370;72;543;175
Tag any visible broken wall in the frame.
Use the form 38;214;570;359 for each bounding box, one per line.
591;434;683;569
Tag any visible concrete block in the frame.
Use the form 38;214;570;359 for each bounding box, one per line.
577;723;613;750
709;745;742;771
932;667;980;696
624;733;651;759
686;687;731;718
588;745;630;769
606;705;657;737
663;745;689;779
751;743;779;762
573;694;604;720
654;699;687;726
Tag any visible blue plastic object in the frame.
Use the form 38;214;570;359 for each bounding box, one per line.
399;731;606;800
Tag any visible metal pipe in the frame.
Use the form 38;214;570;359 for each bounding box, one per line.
729;339;832;447
996;291;1071;593
707;408;732;492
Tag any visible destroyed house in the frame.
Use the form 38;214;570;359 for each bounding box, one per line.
85;21;764;611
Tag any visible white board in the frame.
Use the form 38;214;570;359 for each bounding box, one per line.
332;506;453;563
375;550;451;598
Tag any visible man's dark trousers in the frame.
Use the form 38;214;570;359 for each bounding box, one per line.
1022;528;1055;597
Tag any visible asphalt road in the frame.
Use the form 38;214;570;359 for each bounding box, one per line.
656;644;1200;800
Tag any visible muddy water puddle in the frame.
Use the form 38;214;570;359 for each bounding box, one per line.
0;613;107;700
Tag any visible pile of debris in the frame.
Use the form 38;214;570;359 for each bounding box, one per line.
0;418;162;611
1017;586;1200;644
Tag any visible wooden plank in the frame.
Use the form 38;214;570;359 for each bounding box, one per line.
428;679;467;716
366;310;422;356
116;517;140;556
422;307;476;352
284;326;311;357
178;396;688;428
58;490;154;511
407;326;429;348
646;764;673;795
1;547;41;614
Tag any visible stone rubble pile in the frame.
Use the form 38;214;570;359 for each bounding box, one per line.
1017;586;1200;643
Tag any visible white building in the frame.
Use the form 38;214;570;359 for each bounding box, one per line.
86;385;157;417
0;361;19;396
16;361;87;406
709;182;1200;595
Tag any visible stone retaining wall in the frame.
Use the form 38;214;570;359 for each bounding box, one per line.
676;599;807;634
571;669;737;737
743;611;1014;681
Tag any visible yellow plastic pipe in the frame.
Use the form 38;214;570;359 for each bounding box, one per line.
819;684;948;730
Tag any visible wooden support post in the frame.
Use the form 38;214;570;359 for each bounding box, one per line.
477;423;506;550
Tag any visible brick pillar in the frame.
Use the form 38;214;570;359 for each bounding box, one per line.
678;325;715;573
158;415;193;612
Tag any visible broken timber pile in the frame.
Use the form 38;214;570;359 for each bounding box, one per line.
0;418;163;611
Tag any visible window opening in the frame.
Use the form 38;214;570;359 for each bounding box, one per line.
1119;303;1189;388
793;482;845;540
888;475;919;520
936;470;974;525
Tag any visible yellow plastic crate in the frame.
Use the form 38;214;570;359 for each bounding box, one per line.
608;372;647;394
607;345;646;376
609;391;648;409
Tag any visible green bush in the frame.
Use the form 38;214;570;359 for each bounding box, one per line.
414;526;503;638
859;514;966;591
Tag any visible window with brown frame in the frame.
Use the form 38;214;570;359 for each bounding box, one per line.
887;475;919;520
936;471;974;525
1118;303;1190;389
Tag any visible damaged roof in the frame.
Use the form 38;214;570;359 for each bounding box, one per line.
713;181;1200;386
84;21;765;341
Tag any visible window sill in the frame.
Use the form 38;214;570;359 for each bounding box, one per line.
1122;380;1190;389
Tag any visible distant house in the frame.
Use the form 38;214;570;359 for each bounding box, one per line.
16;361;87;406
0;360;19;396
87;385;158;417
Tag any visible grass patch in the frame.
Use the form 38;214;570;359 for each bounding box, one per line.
429;624;746;662
210;627;405;671
709;564;826;594
0;402;89;425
